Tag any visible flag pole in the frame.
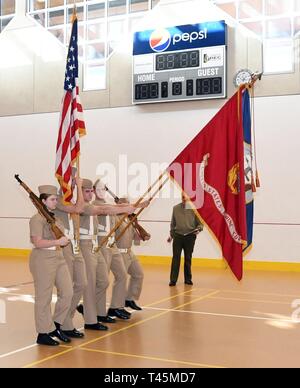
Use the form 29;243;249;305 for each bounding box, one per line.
100;171;168;248
72;2;80;253
246;74;262;190
109;175;170;247
71;156;81;252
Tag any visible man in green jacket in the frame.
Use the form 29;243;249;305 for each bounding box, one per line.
167;193;203;286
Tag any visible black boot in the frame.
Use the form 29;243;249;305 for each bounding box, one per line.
37;333;59;347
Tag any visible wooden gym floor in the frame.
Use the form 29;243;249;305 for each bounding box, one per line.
1;255;300;368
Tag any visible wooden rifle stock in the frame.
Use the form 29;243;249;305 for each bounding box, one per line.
15;174;65;240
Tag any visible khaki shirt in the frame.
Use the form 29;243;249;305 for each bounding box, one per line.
114;215;135;249
54;196;71;231
79;203;98;236
92;198;108;231
29;213;64;258
92;199;118;248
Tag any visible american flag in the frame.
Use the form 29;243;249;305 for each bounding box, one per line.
55;16;86;203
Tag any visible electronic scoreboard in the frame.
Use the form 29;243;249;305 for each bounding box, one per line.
132;21;227;104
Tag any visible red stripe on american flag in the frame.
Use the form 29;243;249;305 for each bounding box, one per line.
55;85;85;203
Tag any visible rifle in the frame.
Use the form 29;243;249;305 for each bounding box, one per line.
15;174;65;240
104;185;151;241
105;185;120;203
127;214;151;241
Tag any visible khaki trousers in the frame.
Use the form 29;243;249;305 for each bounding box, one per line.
80;241;109;324
122;251;144;301
29;249;73;334
99;247;127;310
61;244;87;331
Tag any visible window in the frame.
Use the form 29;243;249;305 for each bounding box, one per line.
27;0;155;90
212;0;298;74
0;0;15;33
129;0;149;13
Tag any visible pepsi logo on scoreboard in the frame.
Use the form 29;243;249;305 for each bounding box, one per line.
149;29;172;52
133;21;226;55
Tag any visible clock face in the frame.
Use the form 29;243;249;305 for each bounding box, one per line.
234;69;252;87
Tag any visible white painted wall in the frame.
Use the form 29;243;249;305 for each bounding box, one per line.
1;94;300;262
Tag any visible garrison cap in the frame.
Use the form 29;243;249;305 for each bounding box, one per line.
38;185;58;196
82;179;93;189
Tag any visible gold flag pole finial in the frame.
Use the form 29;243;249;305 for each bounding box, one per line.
72;2;77;23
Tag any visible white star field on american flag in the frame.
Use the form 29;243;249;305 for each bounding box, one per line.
64;29;78;92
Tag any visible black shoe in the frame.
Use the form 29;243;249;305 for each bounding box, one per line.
62;329;84;339
77;304;84;316
125;300;142;311
49;329;72;343
108;308;130;320
119;308;131;317
185;281;193;285
37;333;59;347
84;323;108;331
97;315;116;323
169;281;176;287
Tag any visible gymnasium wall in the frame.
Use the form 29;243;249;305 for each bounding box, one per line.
0;93;300;263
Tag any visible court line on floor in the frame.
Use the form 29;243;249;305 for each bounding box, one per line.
0;289;296;360
0;332;81;361
0;287;201;304
2;281;34;289
23;290;220;368
79;347;225;369
0;344;37;360
144;287;213;307
0;343;73;361
2;288;298;365
208;296;293;305
0;291;296;308
144;306;299;324
0;288;205;362
219;289;300;299
1;287;299;300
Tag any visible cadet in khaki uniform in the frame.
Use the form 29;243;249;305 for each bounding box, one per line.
114;198;148;311
29;185;73;346
77;179;146;330
54;176;87;338
93;180;131;321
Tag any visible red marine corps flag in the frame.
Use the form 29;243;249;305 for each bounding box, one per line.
55;12;86;203
167;89;248;280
